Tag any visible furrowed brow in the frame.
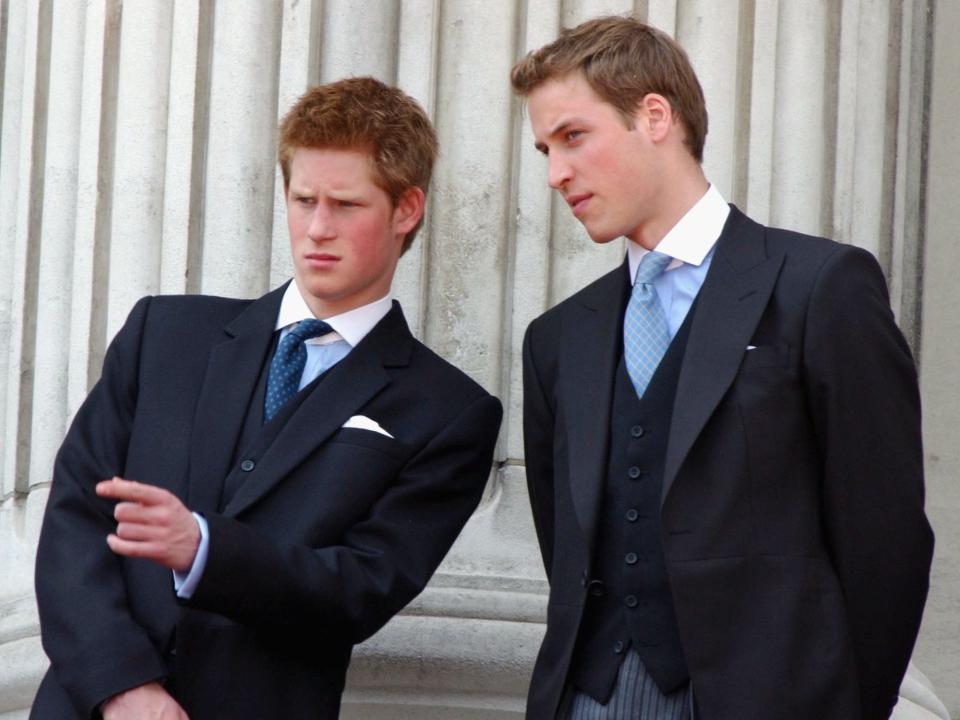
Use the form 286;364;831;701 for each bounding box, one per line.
549;120;572;138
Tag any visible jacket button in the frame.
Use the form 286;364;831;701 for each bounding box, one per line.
627;466;641;479
587;580;607;597
613;640;624;654
240;459;255;472
625;552;638;565
626;508;639;522
624;594;638;608
630;425;644;438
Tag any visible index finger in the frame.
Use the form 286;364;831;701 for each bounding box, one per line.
95;477;169;505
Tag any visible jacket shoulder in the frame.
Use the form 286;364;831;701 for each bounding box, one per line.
408;337;497;404
527;263;625;340
732;208;879;285
136;293;255;335
146;293;252;321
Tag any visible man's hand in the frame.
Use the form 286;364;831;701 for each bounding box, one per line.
101;681;189;719
96;477;200;572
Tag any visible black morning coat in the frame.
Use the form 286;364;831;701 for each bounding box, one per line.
522;206;933;720
31;284;503;719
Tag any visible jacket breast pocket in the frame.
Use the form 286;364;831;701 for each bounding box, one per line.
326;427;409;462
272;432;411;542
739;341;792;372
733;340;801;419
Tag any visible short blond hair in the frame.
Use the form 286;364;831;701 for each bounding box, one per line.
511;15;707;162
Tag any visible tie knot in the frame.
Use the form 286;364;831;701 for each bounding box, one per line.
289;318;332;342
634;250;672;286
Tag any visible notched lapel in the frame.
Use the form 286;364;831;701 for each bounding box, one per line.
187;286;286;514
223;305;410;517
662;209;784;502
562;264;629;552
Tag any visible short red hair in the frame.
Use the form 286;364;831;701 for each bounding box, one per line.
278;77;438;252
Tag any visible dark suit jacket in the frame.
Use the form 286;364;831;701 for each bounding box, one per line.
522;207;933;720
31;284;502;719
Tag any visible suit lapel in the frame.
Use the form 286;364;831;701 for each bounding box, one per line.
187;284;287;513
223;303;412;517
562;263;630;551
662;207;784;502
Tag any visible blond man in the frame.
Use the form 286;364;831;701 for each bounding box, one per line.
513;16;931;720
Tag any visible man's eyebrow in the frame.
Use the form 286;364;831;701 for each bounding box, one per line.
534;119;576;155
547;119;573;138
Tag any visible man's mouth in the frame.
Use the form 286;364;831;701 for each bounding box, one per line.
566;193;592;217
305;253;339;268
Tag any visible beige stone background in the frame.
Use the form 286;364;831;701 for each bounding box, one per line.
0;1;955;718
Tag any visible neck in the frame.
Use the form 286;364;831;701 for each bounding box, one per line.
630;164;709;251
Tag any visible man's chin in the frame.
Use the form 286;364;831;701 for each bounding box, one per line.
585;228;620;245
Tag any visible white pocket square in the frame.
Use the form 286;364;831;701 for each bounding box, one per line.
342;415;394;438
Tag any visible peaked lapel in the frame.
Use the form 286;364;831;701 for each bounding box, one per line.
561;262;630;553
223;302;413;517
187;284;287;513
662;207;784;502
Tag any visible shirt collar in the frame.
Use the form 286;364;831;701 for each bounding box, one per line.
627;183;730;282
275;280;393;347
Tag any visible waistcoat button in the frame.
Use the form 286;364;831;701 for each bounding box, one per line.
630;425;644;438
240;459;255;472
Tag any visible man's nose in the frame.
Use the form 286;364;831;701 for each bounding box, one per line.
307;205;336;241
547;155;572;190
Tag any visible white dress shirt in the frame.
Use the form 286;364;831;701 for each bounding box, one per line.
274;280;392;388
626;183;730;337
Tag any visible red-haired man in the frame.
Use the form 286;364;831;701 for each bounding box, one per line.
32;77;502;720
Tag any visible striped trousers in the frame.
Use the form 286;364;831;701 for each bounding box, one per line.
563;650;693;720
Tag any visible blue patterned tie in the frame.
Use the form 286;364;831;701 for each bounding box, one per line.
264;318;332;421
624;251;672;398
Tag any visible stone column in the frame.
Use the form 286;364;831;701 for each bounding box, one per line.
0;1;953;718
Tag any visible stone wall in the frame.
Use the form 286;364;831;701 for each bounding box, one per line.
913;0;960;715
0;1;954;717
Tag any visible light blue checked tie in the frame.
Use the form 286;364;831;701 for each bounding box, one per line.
264;318;332;422
624;250;672;398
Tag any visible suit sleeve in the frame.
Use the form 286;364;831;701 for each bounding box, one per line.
34;297;168;717
522;318;557;581
186;391;503;646
802;245;934;720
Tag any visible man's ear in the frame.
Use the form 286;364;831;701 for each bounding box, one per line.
636;93;674;143
393;186;426;236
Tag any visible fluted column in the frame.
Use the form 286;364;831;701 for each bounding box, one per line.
107;0;175;334
28;0;87;495
0;1;952;717
201;0;282;298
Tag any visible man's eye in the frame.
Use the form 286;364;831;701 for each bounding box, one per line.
565;130;583;142
338;200;358;208
296;196;315;205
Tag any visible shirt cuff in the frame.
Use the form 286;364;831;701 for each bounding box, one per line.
172;512;209;599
